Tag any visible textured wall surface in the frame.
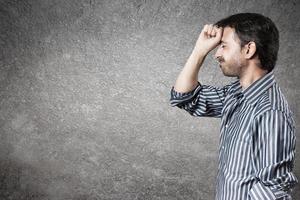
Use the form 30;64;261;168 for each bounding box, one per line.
0;0;299;199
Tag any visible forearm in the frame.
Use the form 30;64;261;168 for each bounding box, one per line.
174;49;207;93
173;24;223;93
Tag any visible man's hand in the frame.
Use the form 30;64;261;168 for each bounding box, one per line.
193;24;223;56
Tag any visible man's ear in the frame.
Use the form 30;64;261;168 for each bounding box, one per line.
243;41;257;59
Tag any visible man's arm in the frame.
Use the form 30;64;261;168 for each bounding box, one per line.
170;24;230;118
249;110;298;200
173;24;223;93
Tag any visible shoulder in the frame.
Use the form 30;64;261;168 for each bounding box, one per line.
253;83;295;126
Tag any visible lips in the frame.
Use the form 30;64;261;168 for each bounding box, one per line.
219;62;224;68
217;57;224;63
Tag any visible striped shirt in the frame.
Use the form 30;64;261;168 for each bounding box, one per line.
170;70;298;200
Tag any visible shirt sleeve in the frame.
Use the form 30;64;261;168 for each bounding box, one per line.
249;110;298;200
169;81;231;118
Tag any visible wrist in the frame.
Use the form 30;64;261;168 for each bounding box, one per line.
192;48;208;59
192;48;208;58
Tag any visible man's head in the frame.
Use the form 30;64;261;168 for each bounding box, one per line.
213;13;279;76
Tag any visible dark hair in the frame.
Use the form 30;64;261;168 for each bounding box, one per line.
214;13;279;72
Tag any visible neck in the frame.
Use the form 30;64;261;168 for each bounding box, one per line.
239;67;269;91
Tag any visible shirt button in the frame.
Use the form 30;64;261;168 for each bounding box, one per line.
225;124;229;128
221;146;225;149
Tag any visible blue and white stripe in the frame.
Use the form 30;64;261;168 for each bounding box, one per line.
170;70;298;200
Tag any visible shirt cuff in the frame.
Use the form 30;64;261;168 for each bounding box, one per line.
249;182;276;200
270;189;292;200
170;82;202;107
249;182;292;200
170;82;201;99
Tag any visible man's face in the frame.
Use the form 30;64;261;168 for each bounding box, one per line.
214;27;246;77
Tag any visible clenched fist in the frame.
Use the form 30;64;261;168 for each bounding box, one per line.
193;24;223;55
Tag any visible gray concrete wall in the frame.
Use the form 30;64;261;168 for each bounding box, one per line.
0;0;299;199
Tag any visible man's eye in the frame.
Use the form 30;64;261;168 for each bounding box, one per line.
221;45;226;48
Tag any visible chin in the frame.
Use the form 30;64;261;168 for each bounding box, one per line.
224;73;238;78
222;70;236;77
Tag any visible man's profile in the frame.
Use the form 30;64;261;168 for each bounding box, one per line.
170;13;298;200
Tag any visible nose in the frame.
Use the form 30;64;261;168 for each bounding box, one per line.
214;46;222;60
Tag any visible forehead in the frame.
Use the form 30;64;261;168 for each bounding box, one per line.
221;27;240;44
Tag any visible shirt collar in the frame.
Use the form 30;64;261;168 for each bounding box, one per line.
230;70;276;106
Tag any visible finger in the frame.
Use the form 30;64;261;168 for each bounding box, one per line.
207;24;212;36
207;24;213;37
211;27;217;37
202;24;209;35
210;24;217;37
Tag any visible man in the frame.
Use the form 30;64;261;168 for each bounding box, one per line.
169;13;298;200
